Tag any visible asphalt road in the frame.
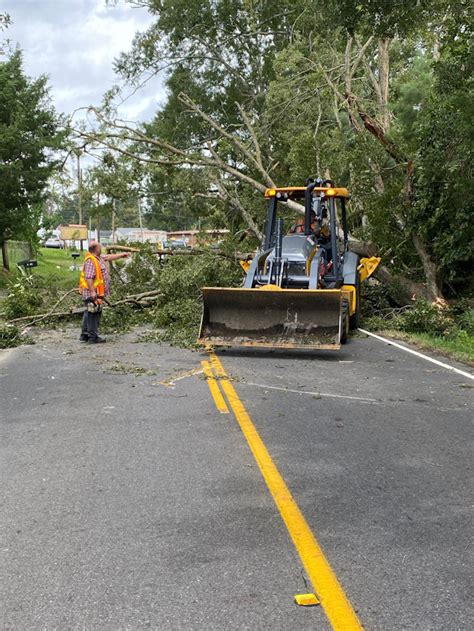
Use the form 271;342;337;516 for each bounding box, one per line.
1;326;473;630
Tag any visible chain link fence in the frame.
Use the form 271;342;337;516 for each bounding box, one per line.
1;241;34;271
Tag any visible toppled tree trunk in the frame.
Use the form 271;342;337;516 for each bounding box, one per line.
9;290;162;327
155;248;251;260
372;264;430;306
346;239;429;305
106;245;140;253
105;290;161;308
329;38;445;303
106;244;252;261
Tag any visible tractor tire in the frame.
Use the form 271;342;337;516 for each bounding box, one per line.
341;299;349;344
349;271;361;330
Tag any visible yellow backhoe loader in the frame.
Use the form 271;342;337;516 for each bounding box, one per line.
199;179;380;350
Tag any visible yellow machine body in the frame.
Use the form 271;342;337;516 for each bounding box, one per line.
198;181;380;351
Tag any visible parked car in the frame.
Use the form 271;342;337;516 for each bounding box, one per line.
43;236;64;249
166;239;189;250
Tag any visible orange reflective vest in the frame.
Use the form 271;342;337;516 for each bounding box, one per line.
79;254;105;296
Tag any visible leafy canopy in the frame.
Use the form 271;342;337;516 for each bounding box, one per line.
0;50;65;243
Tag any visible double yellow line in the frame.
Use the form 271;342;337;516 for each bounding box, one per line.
202;352;363;631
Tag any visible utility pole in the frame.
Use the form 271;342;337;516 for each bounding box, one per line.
96;191;101;242
138;198;144;242
112;198;116;244
76;151;83;251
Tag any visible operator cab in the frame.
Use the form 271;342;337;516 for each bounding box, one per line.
248;179;351;290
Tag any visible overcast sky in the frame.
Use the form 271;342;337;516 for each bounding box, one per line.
1;0;165;122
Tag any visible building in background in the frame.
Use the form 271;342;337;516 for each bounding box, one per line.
89;230;113;245
114;228;167;247
166;229;229;248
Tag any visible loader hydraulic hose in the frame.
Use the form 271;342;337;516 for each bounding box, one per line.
329;197;339;278
304;182;317;235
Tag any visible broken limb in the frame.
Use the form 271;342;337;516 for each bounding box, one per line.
9;290;163;327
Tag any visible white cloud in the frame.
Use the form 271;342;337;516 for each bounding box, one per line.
2;0;165;121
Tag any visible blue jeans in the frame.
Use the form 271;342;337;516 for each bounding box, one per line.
81;301;102;339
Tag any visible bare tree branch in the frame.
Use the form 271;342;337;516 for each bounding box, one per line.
213;179;264;241
235;103;275;188
178;93;275;186
349;36;374;81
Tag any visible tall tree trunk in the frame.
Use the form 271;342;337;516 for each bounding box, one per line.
1;240;9;271
378;38;390;132
405;162;444;301
345;64;444;301
411;235;443;301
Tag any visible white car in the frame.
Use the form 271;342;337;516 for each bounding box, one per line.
43;236;64;249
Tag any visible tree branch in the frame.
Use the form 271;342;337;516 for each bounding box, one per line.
235;102;275;187
178;93;274;186
213;179;264;241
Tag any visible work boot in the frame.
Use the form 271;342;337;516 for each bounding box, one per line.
88;336;106;344
79;334;89;342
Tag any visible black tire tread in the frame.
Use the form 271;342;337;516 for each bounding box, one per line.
349;272;361;330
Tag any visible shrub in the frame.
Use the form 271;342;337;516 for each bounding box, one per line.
100;304;151;334
151;251;242;348
362;314;388;331
361;281;393;319
2;277;44;319
449;300;474;336
391;300;454;335
115;243;162;295
157;251;242;302
0;322;31;349
153;297;203;347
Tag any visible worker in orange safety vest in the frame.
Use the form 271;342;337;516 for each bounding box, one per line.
79;241;131;343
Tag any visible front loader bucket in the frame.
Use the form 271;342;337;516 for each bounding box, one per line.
199;288;343;350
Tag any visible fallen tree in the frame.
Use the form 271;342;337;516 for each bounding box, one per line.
106;241;426;306
106;244;252;262
8;290;162;328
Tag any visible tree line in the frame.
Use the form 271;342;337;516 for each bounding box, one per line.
1;1;473;303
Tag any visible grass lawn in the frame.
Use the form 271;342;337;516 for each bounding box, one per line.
2;247;85;288
376;329;474;367
0;247;86;329
1;247;84;304
34;247;85;290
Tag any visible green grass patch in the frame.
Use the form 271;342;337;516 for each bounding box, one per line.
33;247;84;291
363;297;474;367
2;248;83;292
1;248;84;321
375;329;474;366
